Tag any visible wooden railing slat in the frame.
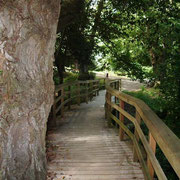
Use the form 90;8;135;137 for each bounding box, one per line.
53;79;100;124
119;100;125;141
147;132;157;179
133;111;141;162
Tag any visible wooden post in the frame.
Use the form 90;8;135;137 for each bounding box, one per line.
133;111;141;161
105;77;108;88
68;85;71;110
96;81;98;96
97;80;100;96
93;82;96;97
90;81;93;100
93;82;96;96
115;97;119;128
147;133;157;179
119;99;125;141
107;91;112;127
119;79;121;91
114;82;117;103
85;82;88;104
87;81;90;101
52;94;56;126
117;80;120;91
114;84;117;127
77;82;80;105
61;88;64;117
105;90;107;119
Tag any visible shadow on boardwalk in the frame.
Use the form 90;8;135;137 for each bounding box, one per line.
47;89;144;180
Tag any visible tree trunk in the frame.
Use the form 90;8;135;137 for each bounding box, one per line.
0;1;60;179
55;53;65;84
78;63;90;80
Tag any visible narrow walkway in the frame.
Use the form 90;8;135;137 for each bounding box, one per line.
47;91;144;180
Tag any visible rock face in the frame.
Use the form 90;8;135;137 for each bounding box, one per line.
0;0;60;179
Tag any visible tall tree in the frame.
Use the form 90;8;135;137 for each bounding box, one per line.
0;0;60;179
55;0;105;80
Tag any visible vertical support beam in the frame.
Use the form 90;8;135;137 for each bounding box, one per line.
117;80;120;91
61;88;64;117
77;82;80;105
87;81;90;101
147;133;157;179
97;80;100;96
94;82;96;96
105;77;108;88
86;82;88;104
116;81;119;90
119;100;125;141
52;93;57;126
114;82;117;127
114;82;117;103
133;111;141;161
90;81;93;100
119;79;122;91
115;97;119;128
105;90;107;119
115;95;117;104
96;81;98;96
68;85;71;110
107;91;112;127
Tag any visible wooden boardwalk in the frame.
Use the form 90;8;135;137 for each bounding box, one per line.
47;90;144;180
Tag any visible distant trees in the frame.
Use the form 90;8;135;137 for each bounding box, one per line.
55;0;180;133
102;0;180;129
55;0;105;80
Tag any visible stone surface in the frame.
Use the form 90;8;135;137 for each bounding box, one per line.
47;91;144;180
0;1;60;179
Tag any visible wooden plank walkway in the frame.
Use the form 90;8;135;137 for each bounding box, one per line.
47;90;144;180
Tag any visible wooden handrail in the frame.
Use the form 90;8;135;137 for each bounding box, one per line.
105;79;180;180
52;80;100;124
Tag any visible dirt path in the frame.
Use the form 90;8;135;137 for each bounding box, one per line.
96;72;144;91
47;89;144;179
121;78;143;91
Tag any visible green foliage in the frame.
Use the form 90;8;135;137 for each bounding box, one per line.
55;0;106;77
78;72;96;80
123;88;166;116
53;68;60;85
95;77;105;90
63;72;78;83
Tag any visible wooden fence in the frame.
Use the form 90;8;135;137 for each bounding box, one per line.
52;80;100;125
105;79;180;180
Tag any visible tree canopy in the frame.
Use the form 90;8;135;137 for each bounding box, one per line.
55;0;180;134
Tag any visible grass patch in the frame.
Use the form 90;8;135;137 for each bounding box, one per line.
123;86;166;117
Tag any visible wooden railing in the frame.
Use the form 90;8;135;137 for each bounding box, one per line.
105;79;180;180
52;80;100;124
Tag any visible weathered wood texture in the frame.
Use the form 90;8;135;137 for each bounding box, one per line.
0;1;60;179
105;79;180;179
51;80;100;125
47;90;144;180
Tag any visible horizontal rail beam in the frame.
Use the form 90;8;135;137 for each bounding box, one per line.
105;79;180;179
